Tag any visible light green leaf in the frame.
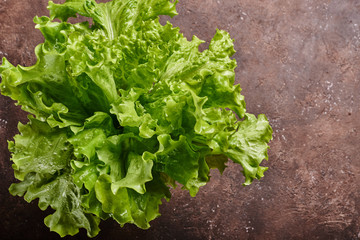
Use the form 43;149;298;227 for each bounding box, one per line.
111;152;153;194
226;114;273;185
10;116;71;181
10;173;100;238
95;174;134;225
154;135;207;197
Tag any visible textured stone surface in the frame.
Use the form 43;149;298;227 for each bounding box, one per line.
1;0;360;239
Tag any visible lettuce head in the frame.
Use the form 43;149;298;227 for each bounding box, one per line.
0;0;272;237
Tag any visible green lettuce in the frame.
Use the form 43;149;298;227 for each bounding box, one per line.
0;0;272;237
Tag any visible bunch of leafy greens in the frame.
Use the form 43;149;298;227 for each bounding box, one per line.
0;0;272;237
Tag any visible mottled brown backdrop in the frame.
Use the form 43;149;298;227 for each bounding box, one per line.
1;0;360;239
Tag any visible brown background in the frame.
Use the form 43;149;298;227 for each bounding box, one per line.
1;0;360;239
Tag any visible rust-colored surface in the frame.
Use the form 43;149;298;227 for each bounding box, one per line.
1;0;360;239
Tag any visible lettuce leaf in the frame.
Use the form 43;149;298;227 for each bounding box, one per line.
0;0;272;237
